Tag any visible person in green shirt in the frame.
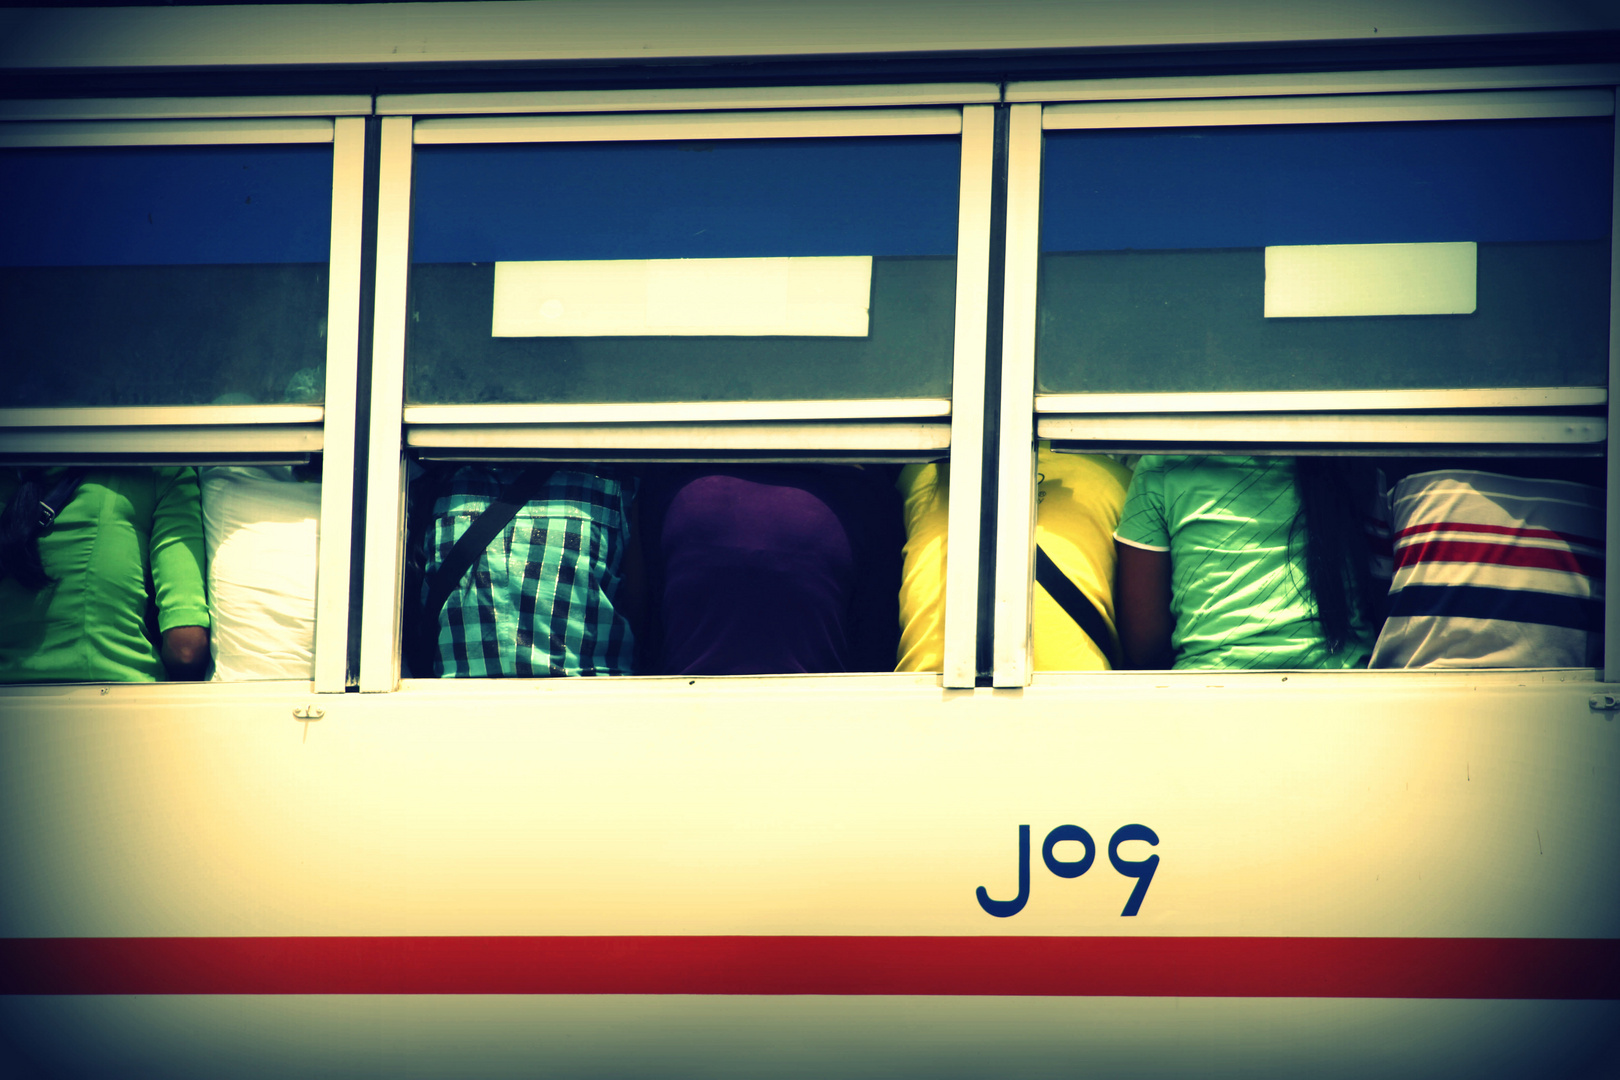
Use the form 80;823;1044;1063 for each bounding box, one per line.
1112;455;1383;671
0;467;210;683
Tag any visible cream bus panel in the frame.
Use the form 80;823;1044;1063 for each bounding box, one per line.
0;677;1615;1077
0;677;1612;939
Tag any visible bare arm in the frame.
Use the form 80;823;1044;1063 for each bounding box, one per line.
161;625;211;681
1114;541;1175;670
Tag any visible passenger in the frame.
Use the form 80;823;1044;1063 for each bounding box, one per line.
200;464;321;681
0;467;210;682
1113;456;1383;670
1370;467;1604;668
409;464;636;678
639;465;902;675
896;446;1132;671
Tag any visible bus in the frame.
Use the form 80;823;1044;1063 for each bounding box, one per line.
1;2;1617;1076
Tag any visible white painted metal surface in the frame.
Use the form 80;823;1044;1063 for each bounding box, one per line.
0;672;1608;938
4;0;1615;70
381;84;999;116
1042;88;1614;130
1034;388;1607;415
402;400;953;425
0;406;325;428
357;117;413;694
941;104;995;689
0;425;323;458
991;104;1043;689
1009;65;1620;103
312;116;365;694
0;96;372;121
1035;413;1608;448
0;118;335;146
0;674;1613;1076
414;108;961;144
404;421;952;453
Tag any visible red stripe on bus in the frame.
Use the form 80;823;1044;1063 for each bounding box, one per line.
0;937;1615;998
1393;539;1603;577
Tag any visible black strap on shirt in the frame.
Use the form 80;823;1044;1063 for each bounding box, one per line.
1034;545;1122;670
37;469;86;528
411;466;551;676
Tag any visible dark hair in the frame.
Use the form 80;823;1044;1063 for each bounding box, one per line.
1291;457;1385;654
0;469;65;590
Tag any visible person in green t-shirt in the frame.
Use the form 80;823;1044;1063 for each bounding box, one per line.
0;467;210;683
1112;455;1383;671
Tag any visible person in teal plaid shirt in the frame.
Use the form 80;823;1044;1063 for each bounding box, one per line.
417;465;637;678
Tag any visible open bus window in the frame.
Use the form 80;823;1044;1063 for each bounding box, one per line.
0;461;325;685
406;136;959;407
1103;453;1606;674
401;460;906;678
0;466;211;683
1035;117;1611;397
375;106;993;689
0;144;334;408
1011;92;1615;686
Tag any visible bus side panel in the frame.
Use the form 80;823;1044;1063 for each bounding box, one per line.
0;676;1615;1077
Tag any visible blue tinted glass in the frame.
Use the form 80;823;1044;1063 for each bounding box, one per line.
0;145;334;267
1036;117;1613;394
1042;117;1612;252
0;145;332;407
413;137;960;262
406;136;961;405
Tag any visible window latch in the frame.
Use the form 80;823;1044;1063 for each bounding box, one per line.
1588;694;1619;715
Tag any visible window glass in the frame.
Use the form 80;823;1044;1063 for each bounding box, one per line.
0;144;334;408
407;136;960;405
1037;117;1613;395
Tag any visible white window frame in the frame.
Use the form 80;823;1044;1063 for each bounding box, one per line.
993;74;1620;687
359;94;997;691
0;100;370;693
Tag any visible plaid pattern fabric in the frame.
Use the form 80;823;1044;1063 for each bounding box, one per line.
424;467;635;677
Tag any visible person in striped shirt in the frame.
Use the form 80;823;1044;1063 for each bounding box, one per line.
1370;468;1603;668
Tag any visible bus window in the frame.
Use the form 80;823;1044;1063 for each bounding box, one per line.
0;465;211;684
1004;91;1615;685
0;143;334;409
400;459;907;678
0;110;367;692
367;104;997;690
406;134;960;408
1034;116;1611;398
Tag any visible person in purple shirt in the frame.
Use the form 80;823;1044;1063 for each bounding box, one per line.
639;465;902;675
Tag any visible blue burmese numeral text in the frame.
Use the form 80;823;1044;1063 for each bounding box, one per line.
976;823;1159;918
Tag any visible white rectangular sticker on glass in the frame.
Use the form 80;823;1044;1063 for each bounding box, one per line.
492;256;873;337
1264;242;1476;318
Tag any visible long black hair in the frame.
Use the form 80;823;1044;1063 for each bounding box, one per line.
1291;457;1385;654
0;468;81;590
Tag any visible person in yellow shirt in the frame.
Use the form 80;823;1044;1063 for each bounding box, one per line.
895;445;1131;672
